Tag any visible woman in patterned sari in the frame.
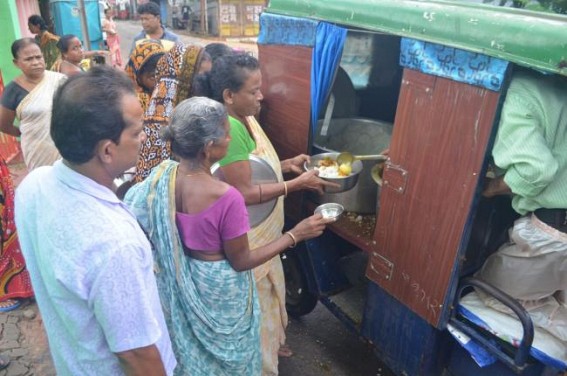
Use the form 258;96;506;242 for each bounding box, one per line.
133;43;212;183
200;54;337;375
0;157;33;312
0;39;66;171
124;97;330;375
28;15;60;71
124;40;165;112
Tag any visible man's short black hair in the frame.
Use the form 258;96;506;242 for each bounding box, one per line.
51;66;136;164
138;2;161;17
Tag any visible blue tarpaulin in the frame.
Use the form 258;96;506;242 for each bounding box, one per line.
49;0;104;50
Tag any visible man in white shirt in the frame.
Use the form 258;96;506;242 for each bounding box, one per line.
14;66;176;375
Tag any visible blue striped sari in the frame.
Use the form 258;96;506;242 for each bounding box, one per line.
124;160;261;376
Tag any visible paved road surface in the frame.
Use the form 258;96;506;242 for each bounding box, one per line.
117;19;258;60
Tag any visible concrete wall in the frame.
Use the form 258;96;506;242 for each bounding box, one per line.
0;0;22;82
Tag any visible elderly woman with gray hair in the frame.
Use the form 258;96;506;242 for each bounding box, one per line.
124;96;332;375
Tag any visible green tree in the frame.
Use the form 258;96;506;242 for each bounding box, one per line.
483;0;567;13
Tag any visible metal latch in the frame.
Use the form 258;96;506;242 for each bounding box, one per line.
383;163;408;194
369;252;394;281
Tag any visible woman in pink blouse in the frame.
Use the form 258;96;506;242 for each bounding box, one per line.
124;96;333;375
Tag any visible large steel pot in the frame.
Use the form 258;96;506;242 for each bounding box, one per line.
311;118;392;214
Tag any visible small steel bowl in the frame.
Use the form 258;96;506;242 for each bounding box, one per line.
314;203;344;220
304;152;362;193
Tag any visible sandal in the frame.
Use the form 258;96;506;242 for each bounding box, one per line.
0;354;9;370
0;299;21;313
278;344;293;358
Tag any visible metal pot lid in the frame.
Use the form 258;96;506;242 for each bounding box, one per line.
210;154;279;228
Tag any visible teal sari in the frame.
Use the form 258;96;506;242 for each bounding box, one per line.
124;160;261;376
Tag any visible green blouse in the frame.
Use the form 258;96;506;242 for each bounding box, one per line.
218;116;256;166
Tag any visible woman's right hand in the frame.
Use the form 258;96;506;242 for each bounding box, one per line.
289;213;334;242
290;170;340;195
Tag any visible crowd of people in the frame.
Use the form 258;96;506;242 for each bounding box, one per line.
1;2;565;375
0;4;334;375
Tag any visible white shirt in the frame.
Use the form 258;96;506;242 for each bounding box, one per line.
15;161;176;375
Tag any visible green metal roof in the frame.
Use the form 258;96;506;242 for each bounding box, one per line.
265;0;567;75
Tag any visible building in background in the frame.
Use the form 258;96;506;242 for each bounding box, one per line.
167;0;266;37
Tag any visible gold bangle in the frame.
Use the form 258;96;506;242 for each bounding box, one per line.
283;181;288;198
258;184;263;203
285;231;297;248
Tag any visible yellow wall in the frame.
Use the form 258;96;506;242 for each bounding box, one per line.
219;0;264;37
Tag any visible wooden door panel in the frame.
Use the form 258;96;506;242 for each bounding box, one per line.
258;44;313;220
367;68;501;327
258;44;312;160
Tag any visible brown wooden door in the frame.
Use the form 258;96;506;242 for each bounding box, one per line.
366;68;502;327
258;44;313;220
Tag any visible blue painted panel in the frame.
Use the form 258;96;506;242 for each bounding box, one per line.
159;0;168;27
258;13;317;47
361;282;450;376
447;341;550;376
303;231;352;295
49;0;104;50
400;38;508;91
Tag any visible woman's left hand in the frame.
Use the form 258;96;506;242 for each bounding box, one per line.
282;154;310;175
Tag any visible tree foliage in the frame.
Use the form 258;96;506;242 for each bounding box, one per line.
482;0;567;13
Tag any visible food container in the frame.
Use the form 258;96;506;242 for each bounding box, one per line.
312;118;393;214
314;203;345;220
304;152;363;193
211;154;278;228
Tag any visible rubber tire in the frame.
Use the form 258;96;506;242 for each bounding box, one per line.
281;250;318;318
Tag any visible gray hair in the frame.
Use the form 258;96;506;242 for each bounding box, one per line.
162;97;228;159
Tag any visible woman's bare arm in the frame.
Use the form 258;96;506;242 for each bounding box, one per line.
223;214;331;272
221;160;338;205
0;106;21;137
220;160;286;205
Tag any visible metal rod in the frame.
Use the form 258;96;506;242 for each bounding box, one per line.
77;0;92;50
204;0;208;34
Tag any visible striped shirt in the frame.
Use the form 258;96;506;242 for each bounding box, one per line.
493;70;567;215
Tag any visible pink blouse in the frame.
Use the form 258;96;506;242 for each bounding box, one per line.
176;186;250;253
